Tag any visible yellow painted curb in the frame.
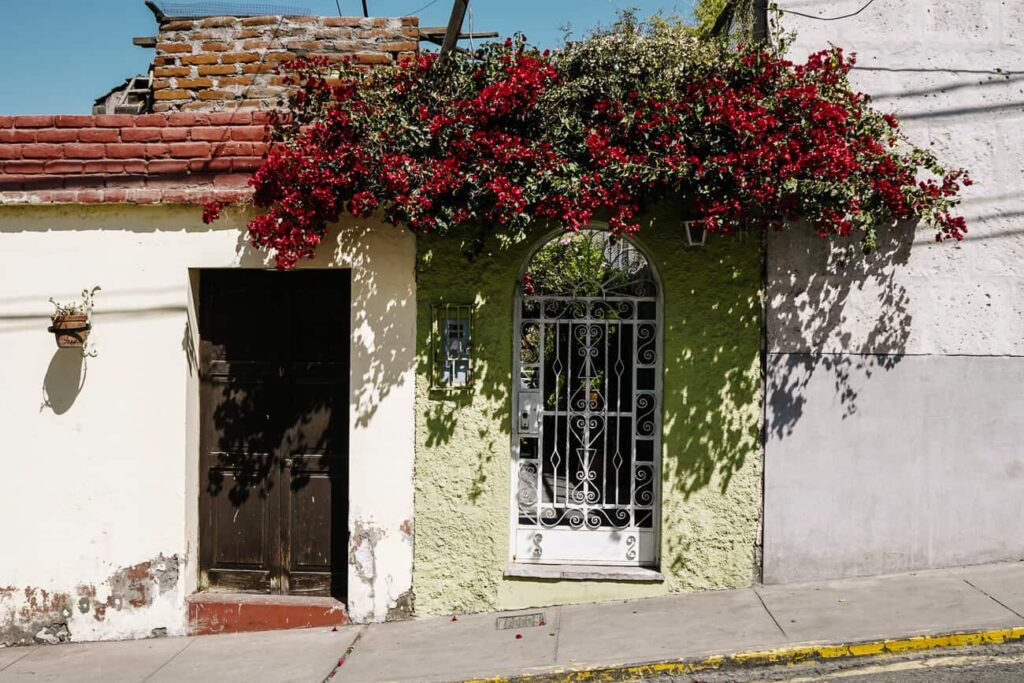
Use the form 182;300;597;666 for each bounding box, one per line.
462;626;1024;682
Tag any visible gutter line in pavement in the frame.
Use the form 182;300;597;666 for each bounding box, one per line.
323;625;368;682
0;645;39;673
961;576;1024;621
754;587;789;639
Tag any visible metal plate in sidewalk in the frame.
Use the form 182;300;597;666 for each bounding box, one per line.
496;612;545;630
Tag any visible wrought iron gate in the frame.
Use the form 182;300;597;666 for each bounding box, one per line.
511;230;661;566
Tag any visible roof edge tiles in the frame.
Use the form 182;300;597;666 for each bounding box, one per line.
0;112;272;205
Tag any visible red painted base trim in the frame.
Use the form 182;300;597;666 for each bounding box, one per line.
187;593;348;636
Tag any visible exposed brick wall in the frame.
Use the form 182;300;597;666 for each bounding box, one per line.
0;112;269;205
0;14;422;205
151;15;419;112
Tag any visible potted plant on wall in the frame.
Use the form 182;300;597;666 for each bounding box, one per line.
48;287;99;349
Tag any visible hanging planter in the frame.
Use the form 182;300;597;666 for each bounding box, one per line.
47;287;100;349
48;313;91;348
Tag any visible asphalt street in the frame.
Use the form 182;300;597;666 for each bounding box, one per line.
644;641;1024;682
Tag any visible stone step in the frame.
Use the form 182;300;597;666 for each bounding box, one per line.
187;593;347;636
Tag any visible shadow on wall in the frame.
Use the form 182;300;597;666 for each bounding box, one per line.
766;221;915;440
633;225;764;587
411;227;525;613
651;230;763;501
651;218;915;586
332;227;416;431
40;348;87;414
415;228;518;504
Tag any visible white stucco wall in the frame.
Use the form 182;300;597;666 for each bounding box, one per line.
765;0;1024;581
0;204;416;643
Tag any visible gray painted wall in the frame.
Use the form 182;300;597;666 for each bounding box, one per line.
765;354;1024;583
765;0;1024;582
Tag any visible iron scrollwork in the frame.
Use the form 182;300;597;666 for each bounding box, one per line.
514;230;661;564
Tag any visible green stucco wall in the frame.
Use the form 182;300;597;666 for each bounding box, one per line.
413;211;762;616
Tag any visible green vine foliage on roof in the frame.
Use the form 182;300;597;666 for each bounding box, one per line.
216;13;971;269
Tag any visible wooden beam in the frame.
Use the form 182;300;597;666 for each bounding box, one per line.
417;29;497;40
422;35;472;54
133;36;157;48
419;26;497;37
752;0;769;41
437;0;469;65
709;0;735;37
144;0;165;21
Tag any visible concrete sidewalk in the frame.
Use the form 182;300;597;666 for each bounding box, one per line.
3;561;1024;682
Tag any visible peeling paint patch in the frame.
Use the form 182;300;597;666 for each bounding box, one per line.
0;553;180;646
349;521;384;585
0;588;73;647
348;520;389;622
386;589;415;622
35;622;71;645
399;518;414;542
77;553;179;622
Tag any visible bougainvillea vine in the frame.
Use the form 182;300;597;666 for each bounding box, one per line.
211;17;971;269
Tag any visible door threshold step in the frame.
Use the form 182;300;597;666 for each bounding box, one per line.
187;593;348;636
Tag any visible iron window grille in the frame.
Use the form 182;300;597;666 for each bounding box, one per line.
431;303;475;390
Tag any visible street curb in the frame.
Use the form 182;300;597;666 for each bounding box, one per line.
461;626;1024;682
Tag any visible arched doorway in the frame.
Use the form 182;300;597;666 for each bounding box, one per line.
511;229;662;566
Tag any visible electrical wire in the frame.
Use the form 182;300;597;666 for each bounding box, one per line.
334;0;342;14
406;0;442;17
777;0;878;21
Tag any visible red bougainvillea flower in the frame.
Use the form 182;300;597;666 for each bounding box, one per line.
201;201;223;224
216;19;971;269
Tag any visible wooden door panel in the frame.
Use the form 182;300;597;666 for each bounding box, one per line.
199;269;350;599
290;473;332;568
280;373;347;597
291;278;350;361
284;457;346;595
202;277;288;362
280;273;350;597
209;468;271;567
284;374;347;454
202;459;278;593
201;376;282;457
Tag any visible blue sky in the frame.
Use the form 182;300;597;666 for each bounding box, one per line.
0;0;694;115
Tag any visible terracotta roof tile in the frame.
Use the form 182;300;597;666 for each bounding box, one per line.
0;111;273;205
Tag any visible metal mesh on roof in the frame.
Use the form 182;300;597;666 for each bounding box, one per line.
154;2;312;17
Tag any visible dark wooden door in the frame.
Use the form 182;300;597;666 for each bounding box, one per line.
198;269;350;598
